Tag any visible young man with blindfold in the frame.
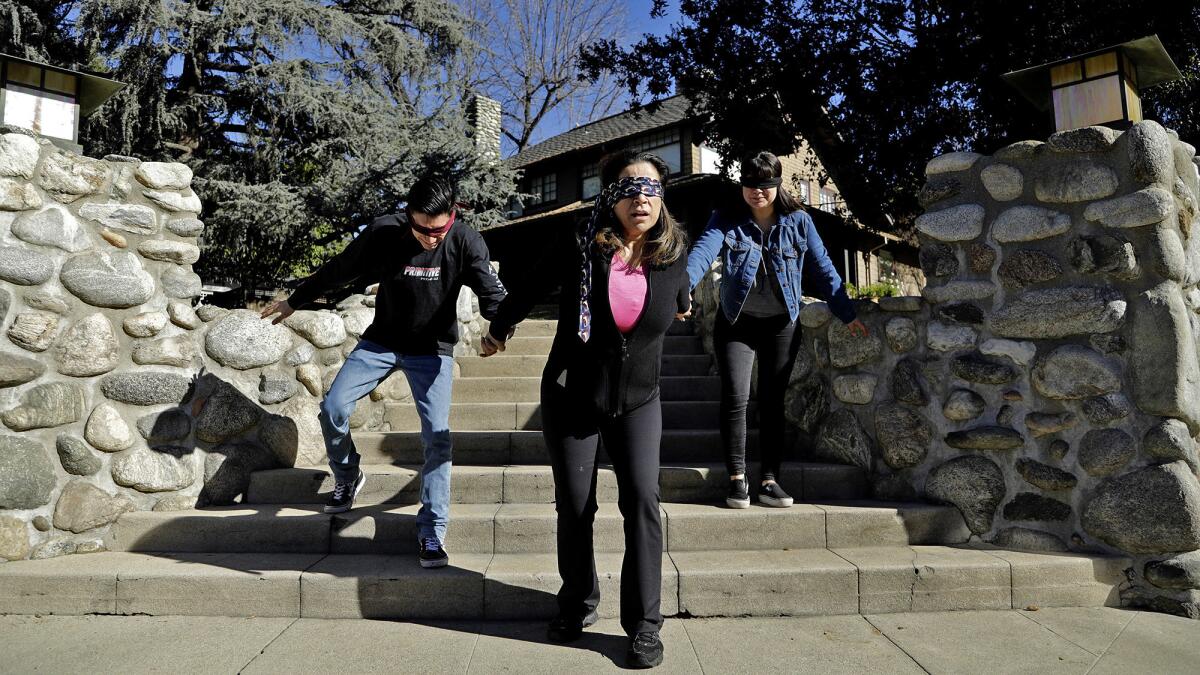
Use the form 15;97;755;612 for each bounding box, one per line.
261;173;506;569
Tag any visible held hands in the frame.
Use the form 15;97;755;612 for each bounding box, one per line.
847;318;869;337
260;299;294;325
480;330;508;357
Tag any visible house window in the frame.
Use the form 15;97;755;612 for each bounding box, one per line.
626;128;682;174
819;187;837;211
528;173;557;206
581;162;601;200
794;179;810;205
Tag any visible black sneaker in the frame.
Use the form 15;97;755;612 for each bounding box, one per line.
323;470;365;513
627;631;664;669
419;537;449;568
725;477;750;509
758;481;794;508
546;608;599;643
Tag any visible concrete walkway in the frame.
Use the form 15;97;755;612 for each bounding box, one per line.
2;608;1198;674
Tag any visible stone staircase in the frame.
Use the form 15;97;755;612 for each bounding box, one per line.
0;318;1130;619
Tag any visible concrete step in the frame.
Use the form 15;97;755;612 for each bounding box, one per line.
100;501;969;556
494;335;703;356
346;430;775;466
0;548;1129;619
660;375;720;400
664;335;705;354
451;374;721;403
244;462;865;506
452;377;542;403
456;354;712;378
492;336;553;355
382;400;746;431
502;320;557;337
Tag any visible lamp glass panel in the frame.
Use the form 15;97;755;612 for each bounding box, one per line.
1084;52;1118;78
1052;75;1124;131
2;86;77;140
1051;61;1083;86
6;62;41;87
42;70;77;95
1125;81;1143;122
1122;55;1138;86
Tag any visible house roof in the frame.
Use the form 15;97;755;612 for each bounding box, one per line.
507;95;694;169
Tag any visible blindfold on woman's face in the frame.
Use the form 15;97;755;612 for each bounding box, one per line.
740;177;783;189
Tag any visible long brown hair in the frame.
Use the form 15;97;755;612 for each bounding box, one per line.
592;150;688;268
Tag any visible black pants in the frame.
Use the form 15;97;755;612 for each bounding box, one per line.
542;382;663;637
714;310;802;481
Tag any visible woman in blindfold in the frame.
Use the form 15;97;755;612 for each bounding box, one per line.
687;151;868;510
483;150;691;668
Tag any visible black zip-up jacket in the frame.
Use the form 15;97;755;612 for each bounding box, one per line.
288;214;506;356
488;230;690;417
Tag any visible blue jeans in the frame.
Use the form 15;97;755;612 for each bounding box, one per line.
319;339;455;543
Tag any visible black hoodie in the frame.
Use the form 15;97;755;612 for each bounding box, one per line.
288;213;506;356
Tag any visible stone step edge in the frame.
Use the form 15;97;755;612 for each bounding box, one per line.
244;462;868;507
101;501;971;554
0;547;1130;619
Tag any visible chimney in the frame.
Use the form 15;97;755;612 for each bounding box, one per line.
466;94;502;162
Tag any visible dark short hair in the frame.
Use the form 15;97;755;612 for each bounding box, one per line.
737;151;804;215
406;174;458;216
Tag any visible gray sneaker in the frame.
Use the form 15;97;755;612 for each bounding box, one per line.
726;478;750;509
758;481;794;508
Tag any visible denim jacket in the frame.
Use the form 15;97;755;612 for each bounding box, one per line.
686;208;856;325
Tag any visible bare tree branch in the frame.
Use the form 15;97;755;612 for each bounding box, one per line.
462;0;627;154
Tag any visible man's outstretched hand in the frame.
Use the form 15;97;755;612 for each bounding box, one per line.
260;299;294;325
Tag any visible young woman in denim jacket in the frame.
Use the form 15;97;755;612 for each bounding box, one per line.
687;151;868;508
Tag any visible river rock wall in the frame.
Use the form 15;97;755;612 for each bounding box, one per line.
769;122;1200;617
0;129;483;561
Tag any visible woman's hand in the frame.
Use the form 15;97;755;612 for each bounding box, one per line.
676;303;692;321
260;299;294;325
847;318;869;337
480;331;506;357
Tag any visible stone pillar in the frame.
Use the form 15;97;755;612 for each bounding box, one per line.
786;122;1200;617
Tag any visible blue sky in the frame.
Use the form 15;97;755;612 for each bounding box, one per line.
139;1;682;157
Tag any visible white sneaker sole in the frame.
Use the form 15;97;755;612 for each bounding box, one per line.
725;497;751;509
420;557;449;569
323;473;366;513
759;495;793;508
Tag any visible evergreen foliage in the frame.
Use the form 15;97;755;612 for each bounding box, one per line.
1;0;516;298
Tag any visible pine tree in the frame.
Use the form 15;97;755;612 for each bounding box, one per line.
3;0;516;300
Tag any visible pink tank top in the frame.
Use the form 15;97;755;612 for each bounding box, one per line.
609;251;647;334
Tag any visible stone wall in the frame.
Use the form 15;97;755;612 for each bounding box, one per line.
0;129;486;561
769;121;1200;617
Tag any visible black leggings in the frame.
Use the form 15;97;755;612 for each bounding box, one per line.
714;311;802;481
541;381;663;637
